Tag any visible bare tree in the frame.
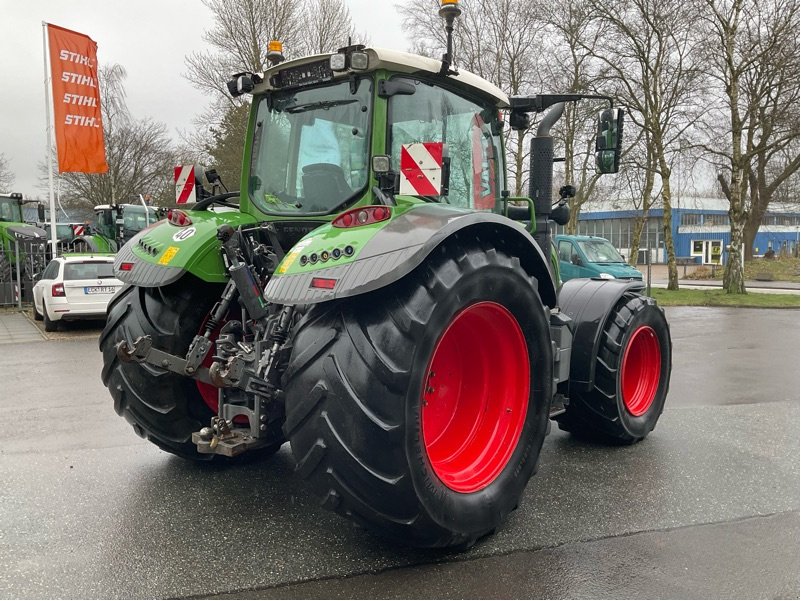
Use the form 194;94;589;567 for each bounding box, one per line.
185;0;303;106
296;0;357;56
0;154;14;191
539;0;609;231
699;0;799;292
740;2;800;259
583;0;705;290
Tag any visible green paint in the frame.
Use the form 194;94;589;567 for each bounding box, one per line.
129;210;258;282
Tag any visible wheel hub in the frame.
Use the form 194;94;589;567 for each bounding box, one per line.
422;301;529;493
621;325;662;416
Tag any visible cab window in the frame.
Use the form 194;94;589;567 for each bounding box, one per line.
558;240;575;263
388;79;502;210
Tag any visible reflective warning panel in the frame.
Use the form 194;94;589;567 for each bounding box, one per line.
399;142;444;196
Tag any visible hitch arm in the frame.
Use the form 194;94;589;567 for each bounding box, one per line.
116;336;215;386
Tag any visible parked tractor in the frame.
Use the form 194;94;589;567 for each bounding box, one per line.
0;192;47;281
72;203;161;253
100;1;671;549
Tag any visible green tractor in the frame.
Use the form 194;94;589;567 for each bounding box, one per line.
101;1;671;549
0;192;48;283
72;203;162;253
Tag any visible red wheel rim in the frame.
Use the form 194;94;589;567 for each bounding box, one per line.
621;325;662;417
196;347;220;414
421;302;529;493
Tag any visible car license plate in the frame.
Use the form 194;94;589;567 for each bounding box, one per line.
84;286;116;295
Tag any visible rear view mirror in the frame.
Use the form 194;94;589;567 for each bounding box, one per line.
37;203;45;221
596;108;624;174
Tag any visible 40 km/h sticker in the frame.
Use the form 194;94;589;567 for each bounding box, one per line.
172;226;196;242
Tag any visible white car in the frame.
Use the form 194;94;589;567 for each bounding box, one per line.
32;255;123;331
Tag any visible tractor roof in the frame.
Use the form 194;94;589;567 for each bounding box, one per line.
257;47;510;108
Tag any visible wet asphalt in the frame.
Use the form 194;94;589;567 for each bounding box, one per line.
0;307;798;599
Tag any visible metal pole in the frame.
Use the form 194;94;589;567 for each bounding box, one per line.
646;242;652;297
42;22;58;260
14;239;22;311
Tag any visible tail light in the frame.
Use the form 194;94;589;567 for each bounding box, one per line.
167;209;193;227
332;205;392;228
51;283;65;297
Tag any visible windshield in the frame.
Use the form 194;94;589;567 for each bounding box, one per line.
249;78;372;215
577;239;625;263
123;206;159;235
0;199;23;223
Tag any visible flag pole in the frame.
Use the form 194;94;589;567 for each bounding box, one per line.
42;22;58;259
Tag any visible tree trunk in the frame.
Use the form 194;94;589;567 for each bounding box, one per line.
656;154;679;290
629;214;646;267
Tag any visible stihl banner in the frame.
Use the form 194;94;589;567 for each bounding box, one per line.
174;165;196;204
47;23;108;173
399;142;444;196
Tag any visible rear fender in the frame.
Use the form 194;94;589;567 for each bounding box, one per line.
263;204;557;308
558;278;646;391
113;211;258;287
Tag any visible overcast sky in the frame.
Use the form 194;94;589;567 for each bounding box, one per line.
1;0;409;198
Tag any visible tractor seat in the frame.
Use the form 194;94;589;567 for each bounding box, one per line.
301;163;352;212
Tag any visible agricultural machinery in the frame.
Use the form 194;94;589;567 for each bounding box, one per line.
101;1;671;549
72;203;161;253
0;192;47;282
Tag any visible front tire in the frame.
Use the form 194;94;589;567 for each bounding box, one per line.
284;242;553;548
99;277;224;460
557;293;671;444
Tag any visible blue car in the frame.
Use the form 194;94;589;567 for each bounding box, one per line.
555;235;643;282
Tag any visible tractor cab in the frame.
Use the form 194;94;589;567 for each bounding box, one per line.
74;204;161;253
0;193;25;224
237;46;509;220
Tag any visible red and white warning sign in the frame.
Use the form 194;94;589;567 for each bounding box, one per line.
174;165;196;204
71;224;85;236
399;142;444;196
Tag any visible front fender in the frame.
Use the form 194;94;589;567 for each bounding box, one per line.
558;278;647;391
263;204;558;307
114;211;258;287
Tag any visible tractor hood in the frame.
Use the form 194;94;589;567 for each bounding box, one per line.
6;224;47;241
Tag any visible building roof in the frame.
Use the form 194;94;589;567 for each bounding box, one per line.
582;195;799;215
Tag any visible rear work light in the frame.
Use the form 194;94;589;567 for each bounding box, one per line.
332;205;391;228
51;283;65;297
167;209;193;227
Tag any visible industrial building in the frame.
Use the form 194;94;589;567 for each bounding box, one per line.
558;196;800;264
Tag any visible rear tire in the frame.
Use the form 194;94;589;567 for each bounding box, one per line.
99;277;227;460
43;301;58;332
283;241;552;548
557;293;671;444
33;302;43;321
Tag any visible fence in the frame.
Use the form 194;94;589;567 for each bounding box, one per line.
0;240;76;308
